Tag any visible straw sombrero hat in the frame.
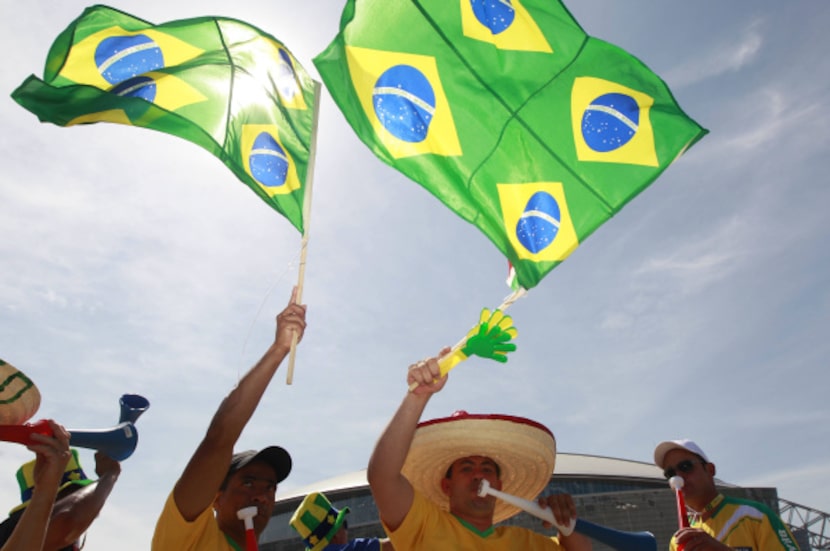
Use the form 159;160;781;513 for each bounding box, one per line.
0;359;41;425
401;410;556;524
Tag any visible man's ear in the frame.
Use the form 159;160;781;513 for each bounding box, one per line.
706;462;717;477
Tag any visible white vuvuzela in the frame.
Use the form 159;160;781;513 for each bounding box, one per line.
477;479;576;536
237;506;257;529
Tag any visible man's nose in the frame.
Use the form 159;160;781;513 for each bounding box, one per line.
250;487;271;503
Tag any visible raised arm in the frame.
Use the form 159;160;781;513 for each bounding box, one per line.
367;350;448;531
172;287;307;521
42;451;120;551
2;420;71;551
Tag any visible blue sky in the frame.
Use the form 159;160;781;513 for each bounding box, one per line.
1;1;828;549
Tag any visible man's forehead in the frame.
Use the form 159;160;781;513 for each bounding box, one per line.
663;448;699;463
235;461;278;482
455;455;499;467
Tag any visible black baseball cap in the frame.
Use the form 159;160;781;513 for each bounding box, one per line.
226;446;292;484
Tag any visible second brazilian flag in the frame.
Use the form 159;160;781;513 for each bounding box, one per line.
314;0;707;289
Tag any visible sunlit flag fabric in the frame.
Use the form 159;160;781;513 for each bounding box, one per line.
314;0;708;289
12;5;317;233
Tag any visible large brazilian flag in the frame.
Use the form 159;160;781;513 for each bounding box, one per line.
314;0;707;289
12;5;318;233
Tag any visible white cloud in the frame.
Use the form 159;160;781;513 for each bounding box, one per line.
664;19;764;89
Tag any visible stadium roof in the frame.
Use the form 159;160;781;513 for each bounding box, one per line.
277;452;674;503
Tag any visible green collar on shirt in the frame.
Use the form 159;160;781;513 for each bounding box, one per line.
453;515;496;538
224;533;244;551
703;494;726;517
691;493;726;524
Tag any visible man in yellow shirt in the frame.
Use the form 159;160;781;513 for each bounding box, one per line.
152;288;307;550
654;439;800;551
367;349;591;551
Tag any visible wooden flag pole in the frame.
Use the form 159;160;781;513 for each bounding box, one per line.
286;80;322;385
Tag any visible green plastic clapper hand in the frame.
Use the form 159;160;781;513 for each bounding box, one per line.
437;308;518;376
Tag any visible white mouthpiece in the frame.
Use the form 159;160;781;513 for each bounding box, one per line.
476;479;575;536
237;506;257;529
669;476;685;491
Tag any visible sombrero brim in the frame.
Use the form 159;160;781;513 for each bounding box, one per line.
0;360;41;425
401;412;556;524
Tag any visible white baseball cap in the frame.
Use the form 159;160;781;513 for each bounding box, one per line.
653;439;710;468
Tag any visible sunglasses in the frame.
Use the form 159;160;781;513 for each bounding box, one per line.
663;459;703;480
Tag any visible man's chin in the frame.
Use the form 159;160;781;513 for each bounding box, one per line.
471;496;494;510
254;516;270;531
